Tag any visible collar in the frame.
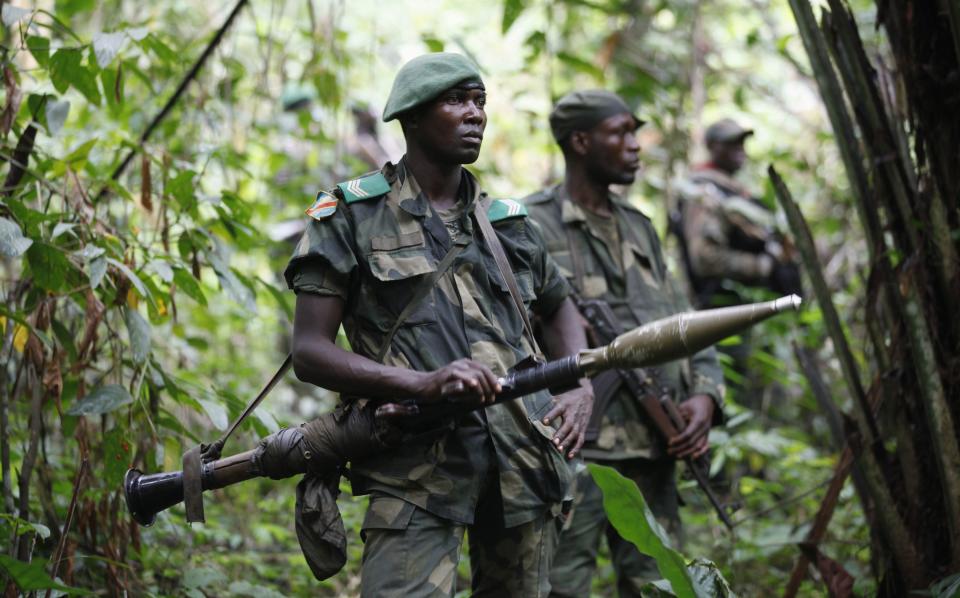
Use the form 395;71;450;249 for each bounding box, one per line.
393;157;481;220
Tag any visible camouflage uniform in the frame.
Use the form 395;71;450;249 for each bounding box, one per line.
524;185;724;597
285;159;573;597
676;165;781;308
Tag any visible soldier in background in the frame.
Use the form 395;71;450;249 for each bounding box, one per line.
673;119;801;407
675;118;801;309
524;90;725;597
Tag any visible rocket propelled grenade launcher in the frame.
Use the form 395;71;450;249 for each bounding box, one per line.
124;295;801;527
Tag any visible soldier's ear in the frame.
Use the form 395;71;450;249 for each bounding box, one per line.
568;131;590;157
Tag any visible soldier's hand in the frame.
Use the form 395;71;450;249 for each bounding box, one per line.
413;358;501;406
668;394;715;459
543;380;594;459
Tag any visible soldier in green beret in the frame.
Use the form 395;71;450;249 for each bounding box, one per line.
285;53;593;597
523;90;725;596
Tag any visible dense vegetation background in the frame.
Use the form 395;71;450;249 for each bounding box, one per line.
1;0;956;596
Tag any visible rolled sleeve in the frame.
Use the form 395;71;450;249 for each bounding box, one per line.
283;206;358;299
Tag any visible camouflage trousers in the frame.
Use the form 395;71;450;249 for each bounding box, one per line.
360;489;563;597
549;458;680;598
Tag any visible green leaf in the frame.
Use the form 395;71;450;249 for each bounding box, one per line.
173;267;207;306
589;463;697;598
422;36;444;52
168;170;197;214
557;51;605;80
26;242;72;291
124;307;151;364
26;36;50;66
502;0;526;33
87;255;107;289
67;384;133;416
92;31;126;68
102;426;132;487
182;566;227;590
45;99;70;135
0;217;33;257
49;49;101;105
197;398;228;430
0;554;85;594
54;0;96;18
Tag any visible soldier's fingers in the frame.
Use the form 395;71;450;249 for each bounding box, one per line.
471;362;502;397
568;428;586;459
543;403;566;425
553;412;577;453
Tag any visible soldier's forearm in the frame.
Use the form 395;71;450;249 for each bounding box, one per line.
539;296;590;360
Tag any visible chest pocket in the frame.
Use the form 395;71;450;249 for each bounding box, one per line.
628;244;661;291
367;234;438;327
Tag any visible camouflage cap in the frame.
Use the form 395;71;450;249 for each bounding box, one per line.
549;89;644;142
382;53;483;122
704;118;754;144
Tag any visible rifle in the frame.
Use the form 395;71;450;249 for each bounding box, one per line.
125;295;800;528
575;295;736;530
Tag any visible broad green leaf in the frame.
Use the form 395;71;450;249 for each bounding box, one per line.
502;0;526;33
173;267;207;306
422;36;444;52
197;398;228;430
92;31;126;68
87;256;107;289
54;0;96;18
52;222;76;239
49;49;102;105
168;170;197;214
0;217;33;257
589;463;696;598
0;554;84;594
1;5;31;26
26;242;72;291
102;426;131;487
26;36;50;66
124;307;151;364
45;99;70;135
557;51;605;80
146;259;174;283
67;384;133;416
64;138;98;165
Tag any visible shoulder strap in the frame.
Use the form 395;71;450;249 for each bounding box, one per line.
474;198;544;360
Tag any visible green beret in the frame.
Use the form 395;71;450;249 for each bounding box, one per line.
549;89;644;142
705;118;754;144
382;53;483;122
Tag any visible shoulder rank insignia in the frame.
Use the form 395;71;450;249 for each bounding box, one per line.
487;198;528;222
336;172;391;204
306;191;339;220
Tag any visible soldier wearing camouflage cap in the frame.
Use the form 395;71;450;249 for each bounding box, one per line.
285;52;593;596
523;90;725;596
673;118;801;405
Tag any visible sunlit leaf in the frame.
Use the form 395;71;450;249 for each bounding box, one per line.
93;31;126;68
197;398;228;431
173;267;207;306
502;0;526;33
0;217;33;257
26;36;50;66
103;426;132;487
124;307;151;364
106;258;150;300
589;463;696;598
49;49;102;105
87;256;107;289
45;99;70;134
67;384;133;416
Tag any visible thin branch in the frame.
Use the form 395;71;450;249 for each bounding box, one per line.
96;0;250;201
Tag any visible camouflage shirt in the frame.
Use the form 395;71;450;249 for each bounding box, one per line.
525;185;724;461
284;160;573;527
677;166;780;305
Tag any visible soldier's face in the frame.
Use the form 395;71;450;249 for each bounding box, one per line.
582;112;641;185
709;138;747;173
407;83;487;165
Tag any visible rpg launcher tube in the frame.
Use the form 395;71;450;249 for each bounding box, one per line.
422;294;801;415
576;294;801;376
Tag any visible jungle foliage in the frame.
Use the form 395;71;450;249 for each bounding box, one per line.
0;0;956;596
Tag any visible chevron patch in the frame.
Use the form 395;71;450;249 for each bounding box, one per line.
306;191;338;220
487;198;528;222
337;172;391;203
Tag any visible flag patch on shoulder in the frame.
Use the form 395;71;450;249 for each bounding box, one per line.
306;191;338;220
